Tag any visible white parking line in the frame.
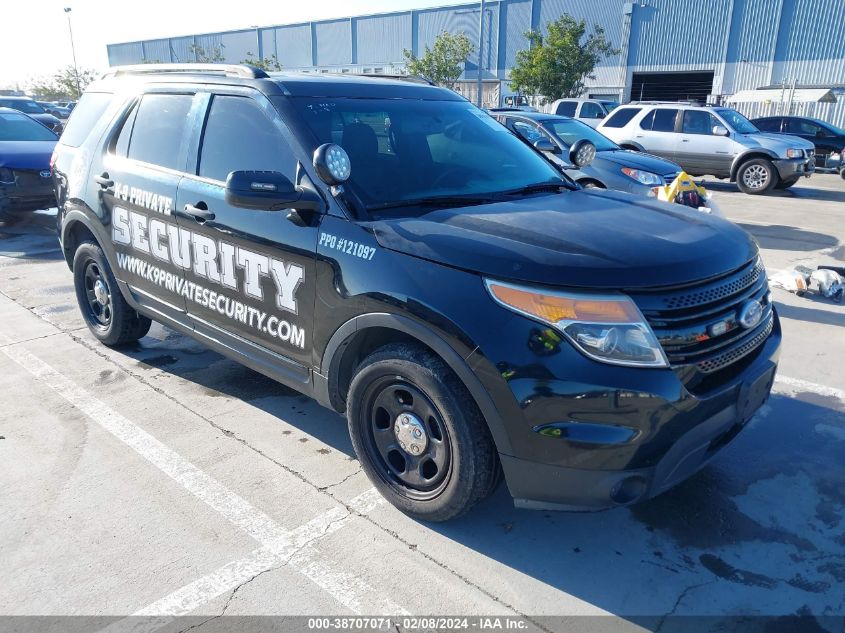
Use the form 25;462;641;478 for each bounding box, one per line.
776;375;845;402
0;333;405;623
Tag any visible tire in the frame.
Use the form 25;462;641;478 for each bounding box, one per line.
346;343;500;522
73;240;152;346
839;168;845;181
775;176;800;190
736;158;779;195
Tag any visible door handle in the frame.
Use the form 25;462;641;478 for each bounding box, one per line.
681;138;690;142
94;172;113;189
183;203;215;222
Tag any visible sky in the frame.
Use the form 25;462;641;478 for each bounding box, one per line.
0;0;476;89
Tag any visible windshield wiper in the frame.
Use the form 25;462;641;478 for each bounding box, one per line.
499;182;571;196
366;195;496;212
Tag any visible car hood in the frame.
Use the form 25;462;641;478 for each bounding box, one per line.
0;140;56;170
740;132;815;152
368;189;758;289
596;149;680;176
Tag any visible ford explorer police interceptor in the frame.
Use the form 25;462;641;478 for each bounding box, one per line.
52;65;780;521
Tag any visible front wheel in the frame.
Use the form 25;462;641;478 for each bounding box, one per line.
736;158;779;195
73;240;152;346
346;343;500;521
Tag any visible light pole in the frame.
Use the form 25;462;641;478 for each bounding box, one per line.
476;0;486;107
63;7;81;98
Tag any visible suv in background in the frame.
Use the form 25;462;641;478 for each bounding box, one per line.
0;96;63;134
598;103;815;194
53;65;780;521
752;116;845;169
545;98;618;128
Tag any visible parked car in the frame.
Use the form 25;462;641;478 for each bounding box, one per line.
598;103;815;194
492;110;682;195
0;107;58;219
36;101;66;119
545;98;618;127
0;96;63;134
752;116;845;168
53;65;780;521
46;102;73;119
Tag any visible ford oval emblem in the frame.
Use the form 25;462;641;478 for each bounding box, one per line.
40;170;51;179
738;300;763;330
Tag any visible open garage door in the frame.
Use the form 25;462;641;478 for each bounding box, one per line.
631;71;715;103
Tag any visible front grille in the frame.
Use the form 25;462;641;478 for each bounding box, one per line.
628;258;774;378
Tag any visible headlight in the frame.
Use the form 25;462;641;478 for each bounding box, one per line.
621;167;663;186
0;168;15;184
786;149;804;158
485;280;668;368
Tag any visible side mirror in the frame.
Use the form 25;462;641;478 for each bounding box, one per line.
225;170;322;212
713;125;729;137
569;139;596;168
596;111;606;119
533;138;559;153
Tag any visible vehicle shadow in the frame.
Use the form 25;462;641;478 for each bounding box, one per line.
737;223;838;252
0;210;63;261
703;180;845;204
776;297;845;327
427;393;845;622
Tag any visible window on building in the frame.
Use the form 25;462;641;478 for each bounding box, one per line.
127;93;194;170
603;107;641;128
198;95;295;182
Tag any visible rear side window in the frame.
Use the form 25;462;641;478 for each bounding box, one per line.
58;92;112;148
579;102;603;118
127;94;193;170
651;109;678;132
602;107;640;128
198;95;295;182
754;118;781;133
554;101;577;117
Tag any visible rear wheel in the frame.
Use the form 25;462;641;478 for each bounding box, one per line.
736;158;779;195
346;343;500;521
73;240;151;346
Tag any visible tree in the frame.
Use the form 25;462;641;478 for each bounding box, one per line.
189;43;226;63
510;15;619;102
239;52;282;72
29;65;97;100
403;31;474;88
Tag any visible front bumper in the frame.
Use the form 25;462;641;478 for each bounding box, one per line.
474;311;782;511
0;173;55;213
773;155;815;180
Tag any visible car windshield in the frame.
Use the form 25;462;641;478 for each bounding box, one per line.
715;108;759;134
544;118;619;152
0;111;57;141
7;100;44;114
289;97;565;216
811;118;845;136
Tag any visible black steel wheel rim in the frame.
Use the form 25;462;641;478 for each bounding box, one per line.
361;377;452;501
82;259;111;328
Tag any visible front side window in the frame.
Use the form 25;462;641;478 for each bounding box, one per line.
682;110;719;135
126;93;194;170
714;108;758;134
579;102;603;119
785;119;822;136
651;109;678;132
511;120;546;144
289;97;564;216
0;111;58;141
199;96;295;182
754;118;782;133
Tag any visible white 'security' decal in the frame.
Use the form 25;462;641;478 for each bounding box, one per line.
319;232;376;260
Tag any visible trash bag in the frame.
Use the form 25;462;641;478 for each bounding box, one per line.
810;268;844;303
769;268;810;295
654;172;723;217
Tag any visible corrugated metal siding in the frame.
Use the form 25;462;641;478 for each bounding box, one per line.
142;39;171;63
628;0;732;68
502;0;532;71
169;37;196;63
316;20;352;66
107;43;144;66
219;31;259;63
417;5;499;77
772;0;845;86
357;13;412;64
275;25;312;68
722;0;780;93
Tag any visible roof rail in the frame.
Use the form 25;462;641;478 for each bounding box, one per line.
357;73;435;86
101;63;270;80
628;100;698;105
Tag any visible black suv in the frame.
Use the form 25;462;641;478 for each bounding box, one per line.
752;115;845;168
53;65;781;521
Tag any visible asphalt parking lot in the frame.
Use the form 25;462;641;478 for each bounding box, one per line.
1;175;843;632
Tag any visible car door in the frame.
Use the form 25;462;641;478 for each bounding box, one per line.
176;90;318;374
95;91;198;323
578;101;605;128
636;108;679;161
675;109;735;177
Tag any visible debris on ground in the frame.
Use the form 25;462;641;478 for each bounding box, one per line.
769;265;844;303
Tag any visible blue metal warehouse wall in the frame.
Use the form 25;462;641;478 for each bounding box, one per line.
107;0;845;104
